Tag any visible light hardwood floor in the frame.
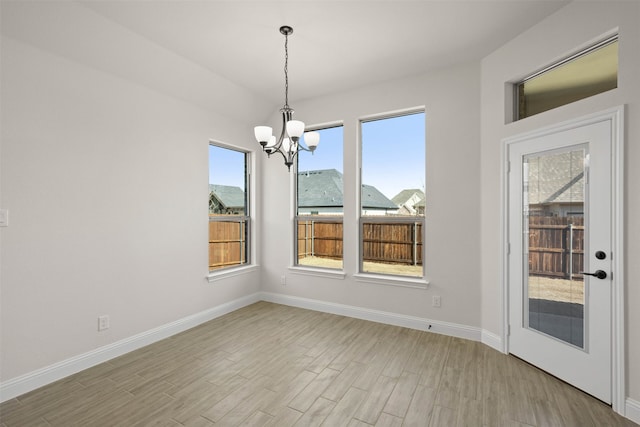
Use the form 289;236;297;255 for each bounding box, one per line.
1;302;636;426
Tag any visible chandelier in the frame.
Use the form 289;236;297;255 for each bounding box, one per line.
254;26;320;171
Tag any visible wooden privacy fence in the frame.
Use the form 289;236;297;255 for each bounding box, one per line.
528;216;584;279
298;221;344;261
209;217;247;270
298;220;423;266
209;215;581;276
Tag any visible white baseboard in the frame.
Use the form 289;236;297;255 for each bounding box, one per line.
260;292;483;342
481;329;504;353
0;292;261;403
626;398;640;424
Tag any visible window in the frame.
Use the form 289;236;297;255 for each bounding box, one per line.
295;125;344;270
515;36;618;120
209;143;250;271
360;111;425;278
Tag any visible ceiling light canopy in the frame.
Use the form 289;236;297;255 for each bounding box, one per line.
254;26;319;171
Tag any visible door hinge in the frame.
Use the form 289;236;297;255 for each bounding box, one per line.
508;324;511;336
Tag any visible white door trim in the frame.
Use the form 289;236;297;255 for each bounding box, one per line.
500;106;625;415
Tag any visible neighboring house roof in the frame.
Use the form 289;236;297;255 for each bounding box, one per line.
391;188;425;206
297;169;396;210
527;151;584;205
209;184;245;209
361;184;398;210
297;169;344;208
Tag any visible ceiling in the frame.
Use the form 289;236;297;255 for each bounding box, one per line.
78;0;570;106
1;1;571;122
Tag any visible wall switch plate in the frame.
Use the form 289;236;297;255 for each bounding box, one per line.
280;275;286;286
432;296;441;308
98;315;110;331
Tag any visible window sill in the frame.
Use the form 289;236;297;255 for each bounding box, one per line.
353;273;429;289
288;266;347;280
207;264;260;283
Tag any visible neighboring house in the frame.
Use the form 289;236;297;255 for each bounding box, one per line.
526;151;584;217
209;184;245;215
297;169;397;215
391;188;425;215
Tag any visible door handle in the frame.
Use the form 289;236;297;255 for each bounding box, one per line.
580;270;607;280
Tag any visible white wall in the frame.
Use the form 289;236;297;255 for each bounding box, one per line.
480;0;640;404
261;62;482;329
0;15;263;382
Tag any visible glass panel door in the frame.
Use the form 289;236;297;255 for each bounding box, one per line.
523;147;586;348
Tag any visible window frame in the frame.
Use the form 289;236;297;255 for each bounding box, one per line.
207;140;257;282
356;108;428;287
292;122;346;277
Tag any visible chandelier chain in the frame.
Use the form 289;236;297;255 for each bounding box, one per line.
284;31;289;108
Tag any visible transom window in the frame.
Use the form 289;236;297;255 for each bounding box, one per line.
515;35;618;120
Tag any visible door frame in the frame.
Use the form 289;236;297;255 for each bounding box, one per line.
500;106;625;414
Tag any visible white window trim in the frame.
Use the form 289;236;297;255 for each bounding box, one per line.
207;264;260;283
207;139;256;279
358;108;427;283
291;122;346;274
353;272;429;289
288;266;346;280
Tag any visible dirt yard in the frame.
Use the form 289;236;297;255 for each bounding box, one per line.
527;276;584;304
298;257;584;304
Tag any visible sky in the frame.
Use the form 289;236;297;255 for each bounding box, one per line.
209;111;426;201
208;145;246;190
298;112;425;199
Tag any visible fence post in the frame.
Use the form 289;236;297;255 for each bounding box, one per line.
569;223;574;280
412;222;418;265
311;221;315;257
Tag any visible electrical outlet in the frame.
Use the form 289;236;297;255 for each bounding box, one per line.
98;315;110;331
432;296;441;308
280;275;286;286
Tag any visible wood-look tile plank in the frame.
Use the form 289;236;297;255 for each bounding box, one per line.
321;360;366;402
429;404;457;427
263;370;317;415
180;415;216;426
321;386;368;426
288;367;341;413
213;387;276;426
239;410;275;426
375;412;404;427
306;344;346;374
265;406;303;427
200;375;273;423
403;384;436;426
381;329;421;379
39;379;124;426
293;396;335;426
455;396;482;427
382;370;419;417
353;374;397;424
348;418;374;427
172;375;249;425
